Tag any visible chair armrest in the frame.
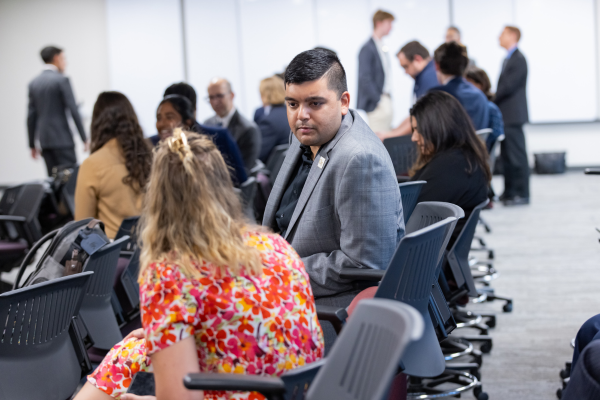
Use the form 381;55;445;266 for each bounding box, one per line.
397;175;411;183
184;373;285;395
339;268;385;281
585;168;600;175
0;215;27;223
316;305;348;334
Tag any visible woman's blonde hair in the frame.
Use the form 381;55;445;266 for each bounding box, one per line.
138;129;262;282
259;75;286;105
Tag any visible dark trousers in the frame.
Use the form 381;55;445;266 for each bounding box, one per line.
315;289;361;355
500;124;530;198
41;148;77;176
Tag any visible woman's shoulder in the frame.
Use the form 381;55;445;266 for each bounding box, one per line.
244;230;295;254
82;139;124;168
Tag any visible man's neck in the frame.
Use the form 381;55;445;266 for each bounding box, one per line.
373;31;384;41
440;74;457;85
503;43;517;51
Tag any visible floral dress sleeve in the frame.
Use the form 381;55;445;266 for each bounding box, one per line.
140;262;200;355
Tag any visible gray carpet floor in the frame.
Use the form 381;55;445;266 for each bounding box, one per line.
463;171;600;399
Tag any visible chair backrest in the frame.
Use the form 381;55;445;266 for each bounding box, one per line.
266;144;289;184
80;236;129;350
446;199;489;297
306;299;423;400
62;166;79;217
115;216;140;252
0;272;93;400
240;177;258;222
120;247;141;311
0;183;45;245
383;135;417;176
489;133;505;174
476;128;492;145
398;181;426;223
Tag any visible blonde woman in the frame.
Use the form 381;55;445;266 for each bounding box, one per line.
253;75;290;162
75;130;324;400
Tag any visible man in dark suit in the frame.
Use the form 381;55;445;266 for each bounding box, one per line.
357;10;394;133
204;78;261;173
495;26;530;206
28;46;87;175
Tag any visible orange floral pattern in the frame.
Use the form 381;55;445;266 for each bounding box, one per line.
88;232;324;400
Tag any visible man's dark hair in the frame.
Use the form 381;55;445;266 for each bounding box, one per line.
284;48;347;98
398;41;430;61
40;46;63;64
434;42;469;76
164;82;197;111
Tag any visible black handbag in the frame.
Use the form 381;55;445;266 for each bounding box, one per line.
534;152;566;174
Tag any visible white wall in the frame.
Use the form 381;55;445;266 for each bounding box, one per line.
0;0;109;185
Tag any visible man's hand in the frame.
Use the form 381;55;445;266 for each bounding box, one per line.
30;148;39;160
84;141;90;152
121;394;156;400
124;328;145;341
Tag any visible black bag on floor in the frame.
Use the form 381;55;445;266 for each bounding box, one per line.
534;152;566;174
16;218;110;288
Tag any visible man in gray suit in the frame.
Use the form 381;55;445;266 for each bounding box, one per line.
28;46;87;176
263;48;404;347
204;78;261;173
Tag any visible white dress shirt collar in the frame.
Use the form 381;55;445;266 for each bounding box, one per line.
43;64;58;72
215;107;236;128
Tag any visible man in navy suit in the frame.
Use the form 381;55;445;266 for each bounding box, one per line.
357;10;395;133
495;26;530;206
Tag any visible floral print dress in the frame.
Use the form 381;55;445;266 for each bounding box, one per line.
88;232;324;400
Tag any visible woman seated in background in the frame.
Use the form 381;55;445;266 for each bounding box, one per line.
75;130;324;400
155;94;247;185
409;91;490;246
431;42;490;131
254;75;290;162
75;91;152;239
465;66;504;151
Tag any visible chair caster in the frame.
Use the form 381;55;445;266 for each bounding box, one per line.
474;385;488;400
480;341;492;354
556;387;563;398
503;302;513;312
488;250;494;259
560;369;569;379
485;317;496;328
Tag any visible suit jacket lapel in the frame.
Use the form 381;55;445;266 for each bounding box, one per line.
263;140;302;228
283;112;354;240
228;110;242;141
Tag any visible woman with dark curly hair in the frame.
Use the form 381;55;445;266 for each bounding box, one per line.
75;91;152;238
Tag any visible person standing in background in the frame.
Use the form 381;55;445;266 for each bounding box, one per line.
254;75;290;162
496;26;529;206
28;46;88;175
445;26;462;44
204;78;262;173
357;10;395;133
377;41;439;139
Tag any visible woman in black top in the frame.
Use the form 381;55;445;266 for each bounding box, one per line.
409;91;491;246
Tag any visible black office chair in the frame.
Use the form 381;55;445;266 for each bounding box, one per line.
61;165;79;218
183;299;424;400
0;272;93;400
398;181;426;223
265;144;289;185
240;177;258;222
383;135;418;179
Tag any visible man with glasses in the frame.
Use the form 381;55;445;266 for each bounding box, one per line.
204;78;262;172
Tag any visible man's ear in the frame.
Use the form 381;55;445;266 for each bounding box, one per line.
434;62;440;71
340;91;350;115
414;54;424;63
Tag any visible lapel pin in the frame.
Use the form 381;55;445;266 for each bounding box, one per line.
318;156;326;169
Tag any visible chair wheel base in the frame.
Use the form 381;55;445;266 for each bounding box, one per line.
503;302;513;312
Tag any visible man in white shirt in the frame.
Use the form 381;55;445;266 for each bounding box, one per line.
357;10;395;133
204;78;261;172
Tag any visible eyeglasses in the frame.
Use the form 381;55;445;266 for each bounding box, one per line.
205;93;229;102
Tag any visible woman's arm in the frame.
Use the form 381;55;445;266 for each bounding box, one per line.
74;161;99;220
150;336;203;400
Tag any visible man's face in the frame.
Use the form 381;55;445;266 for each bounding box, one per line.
445;29;461;44
285;76;350;154
54;52;66;73
499;28;515;49
398;52;422;79
377;19;394;37
207;82;234;117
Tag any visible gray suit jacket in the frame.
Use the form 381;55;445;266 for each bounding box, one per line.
205;110;261;172
27;69;86;150
263;110;404;297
